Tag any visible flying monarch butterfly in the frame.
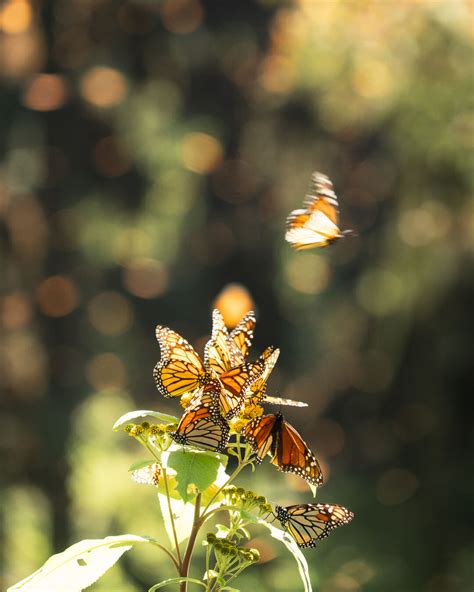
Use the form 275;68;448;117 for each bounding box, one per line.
285;172;353;250
204;309;256;376
130;463;162;486
170;383;230;452
154;325;265;419
242;412;323;486
274;503;354;548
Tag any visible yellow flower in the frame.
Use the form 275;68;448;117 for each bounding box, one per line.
240;399;264;420
180;392;194;408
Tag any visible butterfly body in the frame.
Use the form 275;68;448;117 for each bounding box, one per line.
275;503;354;548
242;412;323;486
285;172;352;250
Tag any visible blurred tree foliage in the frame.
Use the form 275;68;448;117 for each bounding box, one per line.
0;1;472;591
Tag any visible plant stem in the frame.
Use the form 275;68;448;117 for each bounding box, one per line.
162;466;183;568
179;492;202;592
141;439;182;571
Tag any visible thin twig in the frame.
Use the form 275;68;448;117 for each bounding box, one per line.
148;540;181;570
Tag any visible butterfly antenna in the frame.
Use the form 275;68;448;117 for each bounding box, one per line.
342;228;357;237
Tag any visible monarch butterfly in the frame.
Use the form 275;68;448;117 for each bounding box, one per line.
274;503;354;548
130;463;162;486
170;383;230;452
204;309;255;376
154;324;265;419
242;412;323;486
285;172;352;249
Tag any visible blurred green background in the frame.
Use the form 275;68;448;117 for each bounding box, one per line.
1;1;473;591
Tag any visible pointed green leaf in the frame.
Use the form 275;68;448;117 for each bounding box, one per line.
8;535;152;592
163;448;227;503
113;410;178;431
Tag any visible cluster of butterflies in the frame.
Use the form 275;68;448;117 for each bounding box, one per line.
285;171;353;250
146;308;354;548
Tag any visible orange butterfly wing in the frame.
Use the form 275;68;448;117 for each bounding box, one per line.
171;383;229;452
204;309;242;376
271;417;323;487
248;346;280;402
242;413;277;462
154;326;207;398
229;311;256;359
285;171;350;249
305;172;340;224
204;309;256;376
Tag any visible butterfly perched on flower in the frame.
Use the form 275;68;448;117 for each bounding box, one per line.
274;503;354;548
285;172;353;250
242;412;323;486
154;325;265;419
130;463;162;486
170;381;230;452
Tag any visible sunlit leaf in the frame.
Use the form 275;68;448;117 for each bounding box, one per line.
8;535;152;592
163;448;228;503
113;410;178;431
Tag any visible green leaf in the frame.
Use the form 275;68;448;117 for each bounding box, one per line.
149;577;206;591
113;410;178;431
164;448;227;503
128;459;157;472
246;516;312;592
8;534;152;592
